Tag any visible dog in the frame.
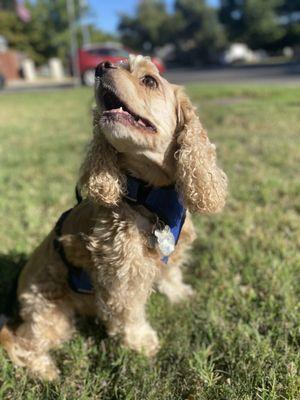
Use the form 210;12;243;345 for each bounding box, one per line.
0;55;227;381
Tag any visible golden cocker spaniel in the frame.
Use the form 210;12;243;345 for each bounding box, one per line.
0;55;227;380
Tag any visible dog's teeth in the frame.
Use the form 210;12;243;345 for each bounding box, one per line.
138;119;146;127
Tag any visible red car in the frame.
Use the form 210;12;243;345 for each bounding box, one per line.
78;44;166;86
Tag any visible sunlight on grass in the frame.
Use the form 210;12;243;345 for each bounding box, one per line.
0;85;299;399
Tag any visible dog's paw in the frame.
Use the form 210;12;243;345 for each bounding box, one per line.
32;356;60;382
40;365;60;382
123;323;160;357
159;281;195;304
173;283;195;303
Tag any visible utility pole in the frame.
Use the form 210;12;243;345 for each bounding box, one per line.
67;0;80;85
80;0;91;46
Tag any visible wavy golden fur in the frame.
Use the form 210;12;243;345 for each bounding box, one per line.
174;87;227;213
78;109;126;206
0;55;227;380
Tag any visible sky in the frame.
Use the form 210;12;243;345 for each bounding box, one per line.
87;0;219;34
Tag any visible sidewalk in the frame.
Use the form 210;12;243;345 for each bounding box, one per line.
3;77;78;92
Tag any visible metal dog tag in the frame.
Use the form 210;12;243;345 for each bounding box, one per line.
154;224;175;257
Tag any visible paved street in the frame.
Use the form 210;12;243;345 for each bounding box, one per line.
165;62;300;85
1;62;300;93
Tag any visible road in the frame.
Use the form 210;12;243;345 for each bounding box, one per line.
165;62;300;85
1;62;300;93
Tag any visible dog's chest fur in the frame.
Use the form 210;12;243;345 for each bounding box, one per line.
61;200;161;273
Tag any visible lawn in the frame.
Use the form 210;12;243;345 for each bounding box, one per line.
0;84;299;399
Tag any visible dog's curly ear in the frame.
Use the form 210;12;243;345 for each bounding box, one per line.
174;87;228;214
78;108;125;206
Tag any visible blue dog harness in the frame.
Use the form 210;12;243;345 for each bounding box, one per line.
125;176;186;262
54;176;186;294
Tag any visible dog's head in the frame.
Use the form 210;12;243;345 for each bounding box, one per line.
79;55;227;214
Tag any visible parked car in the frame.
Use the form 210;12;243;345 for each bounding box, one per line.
78;43;166;86
221;43;259;65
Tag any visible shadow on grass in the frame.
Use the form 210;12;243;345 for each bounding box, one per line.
0;252;108;338
0;252;26;317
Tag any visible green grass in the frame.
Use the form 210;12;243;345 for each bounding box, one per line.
0;84;300;399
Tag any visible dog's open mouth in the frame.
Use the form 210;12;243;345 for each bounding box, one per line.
100;89;157;133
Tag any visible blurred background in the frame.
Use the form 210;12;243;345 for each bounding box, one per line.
0;0;299;90
1;2;300;397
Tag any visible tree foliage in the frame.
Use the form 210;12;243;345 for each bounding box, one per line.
0;11;29;52
277;0;300;47
172;0;226;64
118;0;171;52
119;0;300;62
119;0;226;65
0;0;14;10
219;0;299;50
243;0;284;49
0;0;113;65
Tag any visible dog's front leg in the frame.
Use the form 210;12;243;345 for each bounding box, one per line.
157;264;194;303
89;216;160;357
113;294;159;357
88;207;159;356
157;215;196;303
94;267;159;357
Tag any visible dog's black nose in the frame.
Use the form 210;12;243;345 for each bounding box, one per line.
95;61;118;78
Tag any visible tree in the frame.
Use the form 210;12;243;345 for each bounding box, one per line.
0;0;74;64
219;0;285;50
24;0;77;64
277;0;300;48
0;0;14;10
0;10;29;52
118;0;226;65
219;0;244;40
244;0;285;49
118;0;171;53
172;0;227;65
88;26;113;44
278;0;300;16
0;0;113;65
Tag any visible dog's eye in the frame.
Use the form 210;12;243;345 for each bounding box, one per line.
141;75;158;89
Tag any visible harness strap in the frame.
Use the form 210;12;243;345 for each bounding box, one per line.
54;179;186;295
53;190;93;295
75;185;83;204
125;175;186;263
